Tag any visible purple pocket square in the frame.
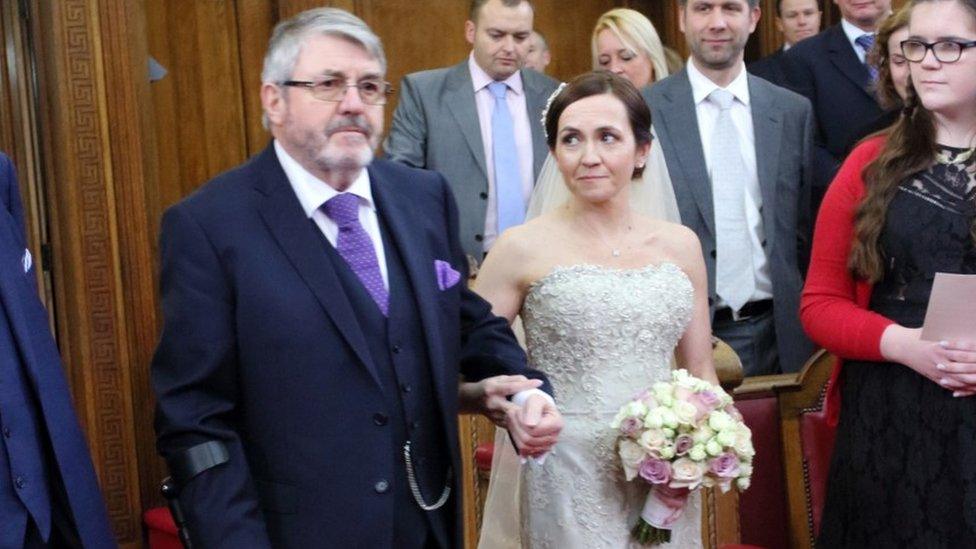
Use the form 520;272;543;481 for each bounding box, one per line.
434;260;461;291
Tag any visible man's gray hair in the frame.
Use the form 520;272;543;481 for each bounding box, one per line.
261;8;386;85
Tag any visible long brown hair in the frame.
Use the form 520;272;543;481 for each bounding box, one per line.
849;0;976;282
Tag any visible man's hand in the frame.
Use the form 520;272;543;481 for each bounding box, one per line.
458;375;543;426
506;394;563;459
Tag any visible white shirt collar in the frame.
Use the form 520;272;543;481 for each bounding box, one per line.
468;52;524;95
687;58;751;107
841;18;873;51
273;140;375;218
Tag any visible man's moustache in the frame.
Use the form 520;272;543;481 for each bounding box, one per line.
326;117;372;137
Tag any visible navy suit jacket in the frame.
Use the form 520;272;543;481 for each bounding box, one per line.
748;47;789;88
0;153;115;548
782;24;883;211
152;144;548;548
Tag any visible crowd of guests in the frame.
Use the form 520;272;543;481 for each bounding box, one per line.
1;0;975;547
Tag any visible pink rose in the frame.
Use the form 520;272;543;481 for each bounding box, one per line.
674;434;694;456
638;457;672;485
709;452;740;478
669;457;705;489
674;386;694;401
619;416;643;437
724;404;744;422
634;389;658;408
689;390;721;421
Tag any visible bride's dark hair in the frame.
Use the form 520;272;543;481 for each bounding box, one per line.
544;71;652;178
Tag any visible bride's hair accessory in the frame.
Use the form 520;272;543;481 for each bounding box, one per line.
540;82;568;139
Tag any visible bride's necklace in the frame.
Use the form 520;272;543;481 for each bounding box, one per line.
577;214;634;258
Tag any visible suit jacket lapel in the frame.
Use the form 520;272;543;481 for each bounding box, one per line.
658;71;716;236
827;25;873;98
749;77;782;257
522;70;550;178
253;147;380;386
445;62;488;179
368;163;450;405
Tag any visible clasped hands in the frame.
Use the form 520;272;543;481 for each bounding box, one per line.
881;325;976;396
459;375;564;459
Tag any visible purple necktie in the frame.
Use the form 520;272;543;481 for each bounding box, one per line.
855;34;879;81
322;193;389;316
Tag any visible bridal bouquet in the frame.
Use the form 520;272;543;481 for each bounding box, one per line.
611;369;755;545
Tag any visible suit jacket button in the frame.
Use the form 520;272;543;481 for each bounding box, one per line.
479;192;488;200
475;234;484;242
373;413;388;426
710;249;716;259
374;480;389;494
401;383;412;394
2;426;10;438
14;476;24;489
391;344;401;354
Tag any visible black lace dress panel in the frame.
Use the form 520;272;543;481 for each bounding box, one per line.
818;146;976;549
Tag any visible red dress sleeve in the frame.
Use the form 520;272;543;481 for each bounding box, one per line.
800;137;895;361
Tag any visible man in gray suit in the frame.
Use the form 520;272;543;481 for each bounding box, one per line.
647;0;815;375
385;0;559;264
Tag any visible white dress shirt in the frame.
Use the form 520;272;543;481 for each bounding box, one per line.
686;60;773;306
469;54;535;252
841;18;874;64
275;140;389;289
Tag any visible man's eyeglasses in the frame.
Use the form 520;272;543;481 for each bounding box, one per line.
280;77;393;105
900;39;976;63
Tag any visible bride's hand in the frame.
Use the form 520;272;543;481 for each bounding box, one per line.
458;375;543;426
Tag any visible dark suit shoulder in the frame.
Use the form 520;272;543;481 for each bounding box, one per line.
785;25;839;62
166;147;277;222
369;157;445;198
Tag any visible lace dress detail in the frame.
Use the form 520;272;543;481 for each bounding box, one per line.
519;263;703;548
818;146;976;548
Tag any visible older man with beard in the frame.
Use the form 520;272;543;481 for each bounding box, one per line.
646;0;816;376
151;8;561;549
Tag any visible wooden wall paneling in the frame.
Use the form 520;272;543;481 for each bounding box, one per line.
531;0;622;82
147;0;249;212
235;0;275;157
32;0;144;545
275;0;357;20
96;0;171;515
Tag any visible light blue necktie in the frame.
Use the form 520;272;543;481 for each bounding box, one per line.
488;81;525;236
855;34;878;81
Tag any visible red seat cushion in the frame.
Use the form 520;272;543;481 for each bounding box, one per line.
799;407;836;538
475;441;494;471
735;394;790;549
144;507;181;549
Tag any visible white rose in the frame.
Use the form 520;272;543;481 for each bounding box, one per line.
716;429;737;447
738;462;754;478
733;427;755;458
692;425;715;444
705;438;723;456
662;427;676;438
736;477;751;491
619;440;647;481
639;429;668;452
673;400;699;426
673;369;697;389
659;408;679;429
658;444;676;460
652;382;672;401
708;410;734;432
644;408;665;429
688;444;707;461
669;457;705;489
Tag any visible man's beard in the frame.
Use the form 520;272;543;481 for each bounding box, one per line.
691;37;746;71
298;115;377;174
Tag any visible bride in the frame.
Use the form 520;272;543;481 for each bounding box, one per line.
472;72;718;548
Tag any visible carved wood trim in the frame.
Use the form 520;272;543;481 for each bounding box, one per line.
32;0;144;543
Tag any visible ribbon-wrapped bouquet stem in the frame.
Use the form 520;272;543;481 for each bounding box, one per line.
612;369;755;545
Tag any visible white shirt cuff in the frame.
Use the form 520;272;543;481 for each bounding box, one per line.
511;388;554;408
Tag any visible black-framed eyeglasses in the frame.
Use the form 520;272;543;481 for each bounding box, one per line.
900;39;976;63
280;77;393;105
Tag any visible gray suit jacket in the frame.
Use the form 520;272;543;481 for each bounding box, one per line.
385;60;559;260
646;69;815;373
